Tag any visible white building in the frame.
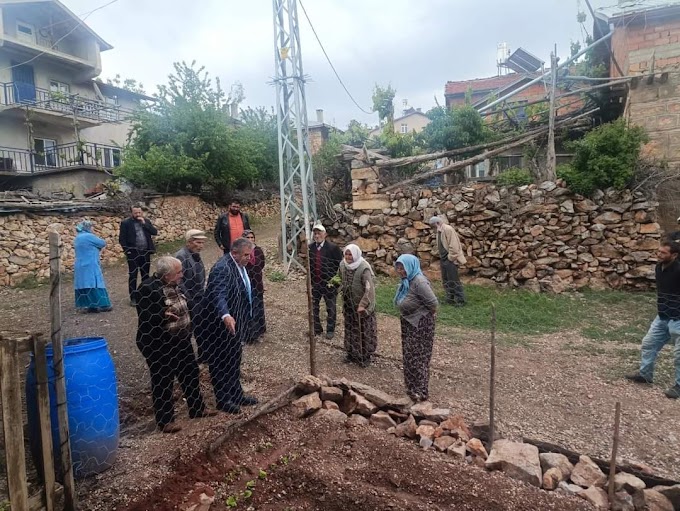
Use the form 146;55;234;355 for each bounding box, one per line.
0;0;150;196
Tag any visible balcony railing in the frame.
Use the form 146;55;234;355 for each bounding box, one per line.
0;83;135;123
0;143;122;173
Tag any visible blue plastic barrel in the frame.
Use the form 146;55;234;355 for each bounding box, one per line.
25;336;120;480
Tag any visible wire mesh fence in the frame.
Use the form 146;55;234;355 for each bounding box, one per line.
3;215;680;508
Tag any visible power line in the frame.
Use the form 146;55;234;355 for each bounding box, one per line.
39;0;121;31
0;0;119;74
297;0;374;116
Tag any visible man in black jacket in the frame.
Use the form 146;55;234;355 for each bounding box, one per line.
119;206;158;305
626;241;680;399
308;224;343;339
214;200;251;253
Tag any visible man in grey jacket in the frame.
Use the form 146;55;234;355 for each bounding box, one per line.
175;229;208;360
429;216;467;306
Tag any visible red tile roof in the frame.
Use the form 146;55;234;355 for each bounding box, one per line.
445;73;527;96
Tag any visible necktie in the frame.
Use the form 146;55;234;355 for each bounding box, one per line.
241;266;252;303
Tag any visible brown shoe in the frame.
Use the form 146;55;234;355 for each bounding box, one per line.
192;408;219;418
159;423;182;434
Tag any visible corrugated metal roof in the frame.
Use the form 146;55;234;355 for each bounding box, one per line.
596;0;680;20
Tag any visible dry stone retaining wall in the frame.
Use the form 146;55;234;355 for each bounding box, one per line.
330;176;663;291
0;195;279;287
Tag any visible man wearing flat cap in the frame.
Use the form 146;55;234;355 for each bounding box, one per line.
428;216;466;306
176;229;208;360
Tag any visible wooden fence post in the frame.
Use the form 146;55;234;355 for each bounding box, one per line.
49;231;77;510
488;304;497;452
0;335;30;510
33;333;56;511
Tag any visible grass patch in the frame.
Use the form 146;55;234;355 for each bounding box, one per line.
267;270;286;282
155;238;187;256
13;274;46;289
375;277;656;339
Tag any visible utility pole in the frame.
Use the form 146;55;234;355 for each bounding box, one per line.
546;45;558;181
272;0;317;273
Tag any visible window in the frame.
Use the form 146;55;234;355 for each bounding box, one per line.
34;138;57;167
469;161;487;179
102;147;121;168
400;123;408;134
16;22;35;44
104;96;119;106
50;80;70;94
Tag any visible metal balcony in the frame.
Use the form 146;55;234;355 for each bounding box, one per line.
0;143;122;173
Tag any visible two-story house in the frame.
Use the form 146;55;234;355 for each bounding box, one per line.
0;0;150;197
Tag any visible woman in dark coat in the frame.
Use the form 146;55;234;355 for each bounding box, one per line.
243;230;266;343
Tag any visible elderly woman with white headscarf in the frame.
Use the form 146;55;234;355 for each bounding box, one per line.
338;244;377;367
73;220;112;313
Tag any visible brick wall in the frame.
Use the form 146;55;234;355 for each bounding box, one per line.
611;17;680;76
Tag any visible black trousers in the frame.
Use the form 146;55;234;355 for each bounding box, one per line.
206;334;244;408
441;260;466;305
312;284;338;334
137;335;206;427
127;249;151;299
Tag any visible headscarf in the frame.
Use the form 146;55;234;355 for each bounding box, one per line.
394;254;424;305
242;230;256;265
75;221;93;233
342;244;363;271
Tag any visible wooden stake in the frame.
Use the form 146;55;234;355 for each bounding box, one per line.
0;335;30;511
488;304;497;452
608;401;622;501
304;239;317;376
49;231;77;510
546;47;558;181
33;333;56;511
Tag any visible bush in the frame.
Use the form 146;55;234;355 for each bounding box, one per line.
558;119;648;196
496;167;532;187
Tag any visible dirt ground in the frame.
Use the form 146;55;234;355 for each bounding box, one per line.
1;219;679;509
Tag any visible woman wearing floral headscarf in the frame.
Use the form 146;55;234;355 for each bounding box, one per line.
394;254;438;401
339;244;377;367
243;230;266;343
73;220;112;313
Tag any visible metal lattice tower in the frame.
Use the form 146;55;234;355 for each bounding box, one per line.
273;0;317;272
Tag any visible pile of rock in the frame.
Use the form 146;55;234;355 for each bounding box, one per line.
292;376;680;510
330;177;663;291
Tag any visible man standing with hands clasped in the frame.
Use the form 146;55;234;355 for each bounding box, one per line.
202;237;258;414
119;205;158;306
214;200;251;253
429;216;466;306
308;223;343;339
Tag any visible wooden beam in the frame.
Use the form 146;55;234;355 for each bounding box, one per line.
0;335;30;511
382;109;598;192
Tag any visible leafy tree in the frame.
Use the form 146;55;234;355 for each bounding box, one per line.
106;74;146;95
238;106;278;183
342;119;372;147
557;119;649;195
496;167;533;187
119;61;266;198
372;83;396;125
422;105;490;151
569;36;607;78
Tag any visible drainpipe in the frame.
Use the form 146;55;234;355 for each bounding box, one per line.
478;31;614;113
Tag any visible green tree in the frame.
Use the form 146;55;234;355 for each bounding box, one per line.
120;61;264;198
422;105;490;151
372;83;396;125
342;119;372;147
239;106;278;183
557;119;649;195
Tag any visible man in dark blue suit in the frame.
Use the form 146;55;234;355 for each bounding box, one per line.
202;237;259;414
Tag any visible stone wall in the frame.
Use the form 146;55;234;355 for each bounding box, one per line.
0;195;279;287
331;171;663;291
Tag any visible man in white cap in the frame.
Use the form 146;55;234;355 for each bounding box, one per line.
176;229;208;360
428;216;467;306
308;223;343;339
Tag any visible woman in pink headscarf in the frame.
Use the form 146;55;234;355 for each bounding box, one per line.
339;244;377;367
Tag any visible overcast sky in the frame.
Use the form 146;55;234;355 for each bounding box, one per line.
66;0;614;128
